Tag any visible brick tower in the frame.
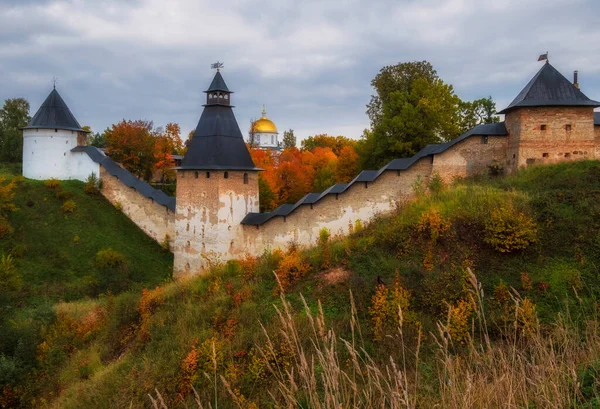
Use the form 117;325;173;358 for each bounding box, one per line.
499;61;600;172
173;68;260;278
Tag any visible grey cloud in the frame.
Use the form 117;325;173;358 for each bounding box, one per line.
1;0;600;143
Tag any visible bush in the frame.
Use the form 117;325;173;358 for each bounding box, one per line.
0;216;14;238
318;227;331;269
274;250;311;293
160;234;171;252
62;200;77;214
45;178;60;189
84;173;102;195
55;189;73;201
95;248;127;271
484;205;537;253
428;171;445;195
0;253;21;294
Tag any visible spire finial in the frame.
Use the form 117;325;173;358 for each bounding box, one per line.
262;104;266;117
52;76;58;89
211;61;224;72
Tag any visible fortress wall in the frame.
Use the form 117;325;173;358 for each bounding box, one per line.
241;157;434;255
594;125;600;159
506;107;595;172
99;167;175;244
432;135;508;181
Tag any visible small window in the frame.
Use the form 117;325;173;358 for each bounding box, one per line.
364;182;368;189
224;171;229;179
542;153;549;158
540;124;547;130
243;173;248;184
566;124;572;131
513;153;516;159
482;136;488;144
55;129;58;132
564;153;571;158
181;171;185;178
194;171;199;179
224;94;228;100
206;171;210;178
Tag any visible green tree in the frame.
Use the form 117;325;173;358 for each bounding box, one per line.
361;72;462;168
301;134;356;155
0;98;30;162
282;129;296;149
459;96;500;131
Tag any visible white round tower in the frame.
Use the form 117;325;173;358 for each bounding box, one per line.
22;87;93;180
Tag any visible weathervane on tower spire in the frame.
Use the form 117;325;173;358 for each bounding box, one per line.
52;76;58;89
210;61;224;72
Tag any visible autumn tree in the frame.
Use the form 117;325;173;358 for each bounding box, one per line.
335;145;359;183
302;147;337;192
105;120;157;181
282;129;296;149
153;123;183;182
0;98;30;162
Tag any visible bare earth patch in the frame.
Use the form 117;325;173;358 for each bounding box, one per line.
319;267;351;286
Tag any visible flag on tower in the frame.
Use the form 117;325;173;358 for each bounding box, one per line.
538;53;548;62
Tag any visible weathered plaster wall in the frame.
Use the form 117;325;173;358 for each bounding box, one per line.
505;107;595;172
239;157;434;257
432;135;508;181
594;125;600;159
99;167;175;244
173;170;259;278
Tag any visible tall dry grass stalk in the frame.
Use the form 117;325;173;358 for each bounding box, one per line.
151;269;600;408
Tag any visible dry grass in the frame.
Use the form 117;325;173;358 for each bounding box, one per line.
150;269;600;408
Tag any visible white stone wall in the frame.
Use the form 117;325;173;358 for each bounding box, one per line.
255;132;279;148
22;128;98;181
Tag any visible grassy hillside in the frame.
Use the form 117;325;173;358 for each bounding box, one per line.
4;161;600;408
0;163;172;408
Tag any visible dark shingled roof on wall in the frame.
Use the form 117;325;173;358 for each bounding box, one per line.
72;146;176;211
23;88;85;132
241;122;508;226
179;72;259;171
498;63;600;114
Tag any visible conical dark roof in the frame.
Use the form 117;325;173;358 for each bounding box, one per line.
205;71;230;93
498;62;600;114
23;88;85;131
179;72;258;171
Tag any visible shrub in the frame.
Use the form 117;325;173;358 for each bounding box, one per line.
160;234;171;251
427;171;445;195
114;201;122;211
94;248;127;271
369;273;415;341
0;216;14;238
488;161;504;177
9;244;26;258
138;286;165;343
417;208;451;243
84;172;102;195
318;227;331;269
447;299;474;345
411;175;427;197
44;178;60;189
274;250;311;293
484;205;537;253
61;200;77;214
239;254;258;281
0;253;21;293
520;272;533;291
55;189;73;201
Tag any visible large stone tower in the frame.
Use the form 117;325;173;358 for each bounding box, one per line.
173;70;261;278
22;87;92;180
499;61;600;172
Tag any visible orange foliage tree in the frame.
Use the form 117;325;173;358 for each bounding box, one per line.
105;120;157;181
154;123;183;182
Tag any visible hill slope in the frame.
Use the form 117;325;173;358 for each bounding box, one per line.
4;161;600;408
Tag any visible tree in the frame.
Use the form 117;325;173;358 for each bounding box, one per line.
335;145;359;183
154;123;183;182
105;120;157;181
364;61;499;168
248;118;258;147
459;96;500;131
301;134;356;155
282;129;296;149
88;131;107;148
0;98;30;163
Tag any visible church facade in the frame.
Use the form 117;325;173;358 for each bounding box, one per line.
249;106;280;150
22;61;600;278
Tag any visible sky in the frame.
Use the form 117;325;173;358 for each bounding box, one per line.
1;0;600;143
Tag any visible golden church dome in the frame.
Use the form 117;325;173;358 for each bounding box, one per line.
250;106;278;133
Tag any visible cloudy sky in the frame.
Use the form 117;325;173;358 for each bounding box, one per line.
1;0;600;142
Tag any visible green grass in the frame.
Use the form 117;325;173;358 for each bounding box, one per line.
5;161;600;408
